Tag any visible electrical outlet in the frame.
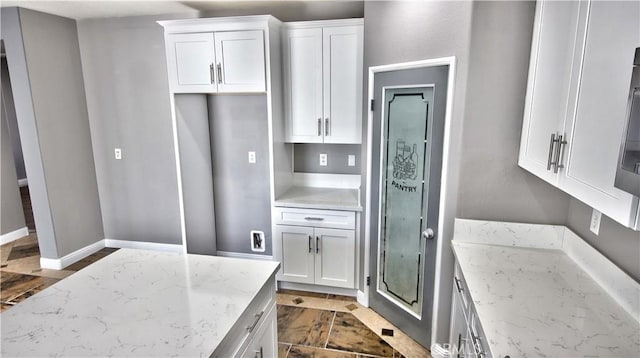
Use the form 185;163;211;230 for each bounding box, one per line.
248;151;256;164
250;230;265;252
348;155;356;167
590;209;602;235
114;148;122;160
319;153;328;166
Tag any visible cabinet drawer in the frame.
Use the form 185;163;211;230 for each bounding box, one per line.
213;279;276;357
273;207;355;230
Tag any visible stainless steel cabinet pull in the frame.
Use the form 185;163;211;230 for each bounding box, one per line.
454;277;464;293
553;134;567;174
325;118;329;136
317;118;322;136
254;347;263;358
308;235;312;253
304;217;324;221
316;236;320;254
422;228;435;240
209;63;215;84
471;330;485;357
547;133;556;171
246;311;264;333
216;63;222;84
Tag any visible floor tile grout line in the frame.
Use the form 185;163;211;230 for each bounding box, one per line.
324;310;337;349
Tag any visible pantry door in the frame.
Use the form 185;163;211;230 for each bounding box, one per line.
368;63;449;348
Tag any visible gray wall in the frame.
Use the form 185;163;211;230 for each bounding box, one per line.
208;95;272;255
18;8;104;256
1;7;58;257
363;0;473;344
1;81;26;235
197;1;363;21
457;1;570;224
1;58;26;181
294;144;360;174
567;198;640;281
2;8;103;258
76;14;194;245
175;94;216;255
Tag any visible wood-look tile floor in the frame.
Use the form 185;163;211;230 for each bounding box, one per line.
277;290;431;358
0;234;118;312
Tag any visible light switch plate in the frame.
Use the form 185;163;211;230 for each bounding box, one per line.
590;208;602;235
348;155;356;167
114;148;122;160
248;151;256;164
319;153;328;166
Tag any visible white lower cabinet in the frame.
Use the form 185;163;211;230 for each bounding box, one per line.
449;264;491;358
212;279;278;358
273;207;357;289
241;303;277;358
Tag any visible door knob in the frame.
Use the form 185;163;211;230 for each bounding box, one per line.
422;228;435;240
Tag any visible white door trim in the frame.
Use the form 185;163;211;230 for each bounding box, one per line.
363;57;456;345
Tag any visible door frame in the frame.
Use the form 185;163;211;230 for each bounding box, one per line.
362;57;456;345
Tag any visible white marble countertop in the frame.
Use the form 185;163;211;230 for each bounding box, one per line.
452;241;640;357
274;186;361;211
1;249;280;357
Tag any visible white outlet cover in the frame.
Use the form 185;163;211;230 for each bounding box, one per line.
248;151;256;164
590;208;602;235
319;153;328;166
348;155;356;166
114;148;122;160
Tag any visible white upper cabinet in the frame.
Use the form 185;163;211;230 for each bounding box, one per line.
164;26;267;93
166;33;217;93
214;30;266;92
520;0;640;229
283;19;363;144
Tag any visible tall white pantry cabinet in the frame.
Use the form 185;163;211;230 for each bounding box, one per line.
519;0;640;229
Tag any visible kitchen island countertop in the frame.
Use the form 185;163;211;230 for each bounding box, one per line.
1;248;280;357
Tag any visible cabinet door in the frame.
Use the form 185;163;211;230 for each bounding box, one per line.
314;228;355;289
166;33;216;93
449;289;470;358
214;30;266;93
518;0;583;183
283;28;324;143
241;303;277;358
274;225;315;284
323;25;363;144
559;1;639;228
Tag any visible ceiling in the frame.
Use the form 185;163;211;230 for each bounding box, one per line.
0;0;364;21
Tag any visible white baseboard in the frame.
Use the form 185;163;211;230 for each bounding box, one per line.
17;178;28;187
357;290;369;307
40;239;105;270
216;250;273;261
104;239;183;253
0;227;29;245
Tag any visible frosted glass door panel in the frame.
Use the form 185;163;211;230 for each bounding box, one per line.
378;87;433;318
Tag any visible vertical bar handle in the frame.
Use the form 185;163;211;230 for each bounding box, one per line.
308;235;312;253
217;63;222;84
317;118;322;136
209;63;215;84
547;133;557;171
254;347;263;358
553;134;568;174
325;118;329;136
316;236;320;254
